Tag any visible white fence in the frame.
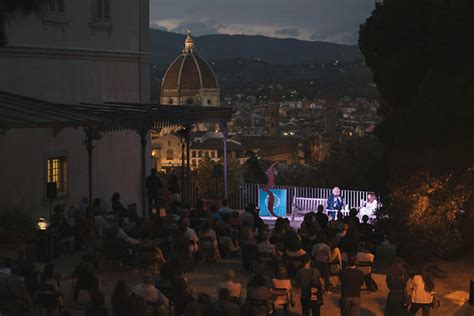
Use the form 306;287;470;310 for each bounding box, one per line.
234;183;374;215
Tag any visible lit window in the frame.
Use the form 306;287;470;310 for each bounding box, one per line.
166;149;174;160
168;141;171;146
47;0;65;14
47;157;67;194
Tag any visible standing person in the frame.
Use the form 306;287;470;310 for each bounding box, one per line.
408;264;436;316
146;168;161;217
295;254;323;316
327;187;344;220
312;233;332;291
315;205;329;230
340;254;365;316
385;258;409;316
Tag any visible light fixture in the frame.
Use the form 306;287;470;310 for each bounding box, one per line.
37;217;49;231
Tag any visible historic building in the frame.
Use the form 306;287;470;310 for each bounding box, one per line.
160;31;220;107
0;0;151;217
265;83;280;137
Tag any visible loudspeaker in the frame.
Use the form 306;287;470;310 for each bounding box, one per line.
470;280;474;305
47;182;57;199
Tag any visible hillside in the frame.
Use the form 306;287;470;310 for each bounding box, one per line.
150;29;363;66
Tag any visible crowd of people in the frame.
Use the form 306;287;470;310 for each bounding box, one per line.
0;176;439;316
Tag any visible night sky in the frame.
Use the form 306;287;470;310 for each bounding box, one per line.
150;0;375;44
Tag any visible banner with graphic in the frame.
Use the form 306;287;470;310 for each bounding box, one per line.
258;188;287;217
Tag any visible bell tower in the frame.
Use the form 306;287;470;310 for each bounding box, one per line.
266;82;280;137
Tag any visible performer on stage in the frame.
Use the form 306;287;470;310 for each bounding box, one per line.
359;192;378;220
327;186;344;220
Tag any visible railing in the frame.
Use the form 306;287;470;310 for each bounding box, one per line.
184;182;376;215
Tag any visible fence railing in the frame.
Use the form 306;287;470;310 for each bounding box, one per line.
184;182;375;215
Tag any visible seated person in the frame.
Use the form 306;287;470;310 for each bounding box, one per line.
257;231;276;258
215;213;239;256
199;222;220;261
184;292;211;316
326;186;344;220
0;268;32;313
359;192;378;220
359;215;374;237
272;265;293;313
246;275;273;315
208;288;240;315
111;192;129;218
181;217;199;255
132;273;169;314
111;280;137;316
217;270;242;302
38;263;63;310
85;289;108;316
115;218;140;246
91;198;110;238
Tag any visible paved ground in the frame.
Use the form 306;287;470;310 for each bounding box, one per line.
42;242;474;316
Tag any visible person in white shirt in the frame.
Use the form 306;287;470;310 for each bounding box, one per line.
181;217;199;253
217;270;242;301
115;220;140;246
312;233;332;290
408;264;436;315
359;192;378;220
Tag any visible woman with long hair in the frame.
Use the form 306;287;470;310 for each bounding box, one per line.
408;264;435;316
384;258;409;315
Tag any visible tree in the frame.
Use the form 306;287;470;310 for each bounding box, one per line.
243;151;267;184
359;0;474;258
192;157;244;200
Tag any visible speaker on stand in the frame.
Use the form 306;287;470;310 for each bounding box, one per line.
47;182;57;218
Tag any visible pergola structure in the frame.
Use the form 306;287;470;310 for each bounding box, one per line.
0;91;233;216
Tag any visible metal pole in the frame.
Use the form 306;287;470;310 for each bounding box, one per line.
181;138;185;198
84;127;94;206
223;123;228;199
139;128;147;218
186;126;191;204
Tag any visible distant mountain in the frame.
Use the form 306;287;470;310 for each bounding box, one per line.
150;29;363;66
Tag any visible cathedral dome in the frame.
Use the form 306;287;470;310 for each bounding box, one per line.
161;31;220;106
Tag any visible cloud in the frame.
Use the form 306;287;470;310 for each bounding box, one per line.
150;0;375;44
310;31;356;44
170;19;222;36
275;28;301;37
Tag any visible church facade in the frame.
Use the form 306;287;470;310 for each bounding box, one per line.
0;0;151;217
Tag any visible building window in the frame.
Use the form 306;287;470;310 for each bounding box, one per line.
47;0;65;14
211;151;216;158
166;149;174;160
207;99;212;105
192;151;196;158
186;98;193;105
168;99;174;105
198;151;203;158
94;0;110;20
167;141;171;146
47;157;67;194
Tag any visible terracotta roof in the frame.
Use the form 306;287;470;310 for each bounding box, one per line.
162;54;218;91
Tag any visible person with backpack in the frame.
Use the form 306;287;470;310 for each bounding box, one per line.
295;254;323;316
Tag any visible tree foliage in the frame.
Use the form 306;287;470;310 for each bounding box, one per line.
359;0;474;258
192;157;244;200
243;151;267;184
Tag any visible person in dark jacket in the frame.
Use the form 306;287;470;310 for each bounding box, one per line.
340;254;365;316
146;168;161;216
